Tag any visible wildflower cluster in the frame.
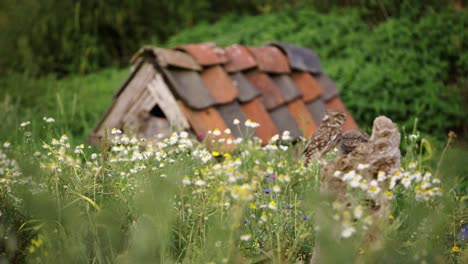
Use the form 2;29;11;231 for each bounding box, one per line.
391;163;443;202
331;200;374;239
329;160;444;239
179;144;309;254
39;134;81;172
0;146;22;199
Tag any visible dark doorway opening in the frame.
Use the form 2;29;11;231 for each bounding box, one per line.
150;104;166;118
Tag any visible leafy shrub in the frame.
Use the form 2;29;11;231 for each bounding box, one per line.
168;8;468;138
0;1;457;76
0;0;289;76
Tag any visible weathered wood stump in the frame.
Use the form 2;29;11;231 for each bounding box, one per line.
311;116;401;264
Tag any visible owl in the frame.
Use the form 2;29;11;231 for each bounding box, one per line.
303;109;346;167
338;130;369;154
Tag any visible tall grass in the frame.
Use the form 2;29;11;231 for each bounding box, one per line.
0;68;128;145
0;115;466;263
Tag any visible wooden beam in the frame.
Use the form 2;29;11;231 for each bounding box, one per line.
147;74;190;130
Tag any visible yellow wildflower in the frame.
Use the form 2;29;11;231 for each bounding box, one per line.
268;200;277;210
261;212;268;222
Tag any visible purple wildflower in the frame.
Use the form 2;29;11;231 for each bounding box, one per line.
460;224;468;241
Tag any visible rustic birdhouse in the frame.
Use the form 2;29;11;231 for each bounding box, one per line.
90;42;358;145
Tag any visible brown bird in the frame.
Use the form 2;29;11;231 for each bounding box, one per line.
303;109;346;167
338;130;369;154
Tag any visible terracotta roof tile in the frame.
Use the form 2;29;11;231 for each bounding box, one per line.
286;99;317;137
271;42;322;74
247;46;291;74
177;100;229;137
245;71;286;110
239;98;279;143
200;65;238;104
291;72;324;102
176;43;227;66
224;45;257;73
93;42;360;146
326;96;359;131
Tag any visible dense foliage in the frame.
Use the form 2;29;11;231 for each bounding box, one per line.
0;0;459;76
0;0;289;76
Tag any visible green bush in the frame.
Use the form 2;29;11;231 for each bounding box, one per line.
0;1;457;76
0;0;288;76
168;8;468;138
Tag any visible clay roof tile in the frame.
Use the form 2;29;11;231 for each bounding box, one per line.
247;46;291;74
224;44;257;73
176;42;228;66
200;65;239;104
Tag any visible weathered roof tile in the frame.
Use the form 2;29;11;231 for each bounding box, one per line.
176;43;227;66
200;65;238;104
269;106;302;139
291;72;324;102
131;46;201;71
229;72;260;103
315;73;340;101
239;98;279;143
224;45;257;72
177;100;229;137
247;46;291;74
271;42;322;73
216;101;250;138
306;99;327;124
269;75;302;102
162;68;216;110
245;71;286;110
286;99;317;137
